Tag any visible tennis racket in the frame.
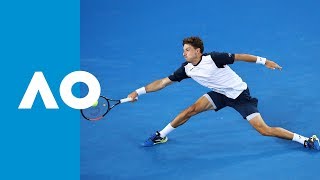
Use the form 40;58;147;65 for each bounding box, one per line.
80;96;134;121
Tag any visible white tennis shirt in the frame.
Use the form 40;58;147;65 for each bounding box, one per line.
168;52;247;99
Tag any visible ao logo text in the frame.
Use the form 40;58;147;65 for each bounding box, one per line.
18;71;100;109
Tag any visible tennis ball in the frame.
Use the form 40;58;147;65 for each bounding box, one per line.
92;101;98;107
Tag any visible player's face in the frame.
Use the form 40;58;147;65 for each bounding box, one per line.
183;44;200;62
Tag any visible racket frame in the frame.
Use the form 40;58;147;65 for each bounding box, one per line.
80;96;132;121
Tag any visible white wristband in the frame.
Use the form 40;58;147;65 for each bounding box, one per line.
256;56;267;65
135;87;146;96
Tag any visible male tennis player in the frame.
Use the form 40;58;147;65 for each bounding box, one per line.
127;36;319;150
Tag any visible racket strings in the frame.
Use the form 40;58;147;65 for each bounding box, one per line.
81;97;109;120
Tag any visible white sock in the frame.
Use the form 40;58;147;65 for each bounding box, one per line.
292;133;308;145
159;123;175;138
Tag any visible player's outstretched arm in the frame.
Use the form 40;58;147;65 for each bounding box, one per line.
234;53;282;70
128;77;174;101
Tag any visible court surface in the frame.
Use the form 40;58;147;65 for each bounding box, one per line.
80;1;320;179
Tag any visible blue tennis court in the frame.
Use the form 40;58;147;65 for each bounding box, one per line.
80;1;320;179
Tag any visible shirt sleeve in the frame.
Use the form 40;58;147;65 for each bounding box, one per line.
208;51;235;68
168;62;190;82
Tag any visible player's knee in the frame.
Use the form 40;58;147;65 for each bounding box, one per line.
256;126;272;136
185;105;201;116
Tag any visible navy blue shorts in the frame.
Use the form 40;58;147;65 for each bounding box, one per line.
204;88;259;119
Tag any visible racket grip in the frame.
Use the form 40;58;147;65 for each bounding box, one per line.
120;97;137;103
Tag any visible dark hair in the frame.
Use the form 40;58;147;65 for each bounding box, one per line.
182;36;204;53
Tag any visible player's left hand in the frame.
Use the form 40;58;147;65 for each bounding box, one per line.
265;60;282;70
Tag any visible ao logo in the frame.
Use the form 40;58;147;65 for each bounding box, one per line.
18;71;100;109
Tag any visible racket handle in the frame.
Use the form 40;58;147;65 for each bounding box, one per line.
120;97;137;103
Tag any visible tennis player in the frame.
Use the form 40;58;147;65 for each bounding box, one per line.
127;36;319;150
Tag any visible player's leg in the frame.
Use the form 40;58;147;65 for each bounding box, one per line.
170;95;214;128
231;88;297;140
249;114;294;139
232;88;319;150
249;114;319;150
142;93;219;147
160;92;223;137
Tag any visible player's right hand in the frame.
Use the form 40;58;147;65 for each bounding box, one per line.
127;91;138;102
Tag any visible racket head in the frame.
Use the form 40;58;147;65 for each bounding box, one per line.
80;96;110;121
